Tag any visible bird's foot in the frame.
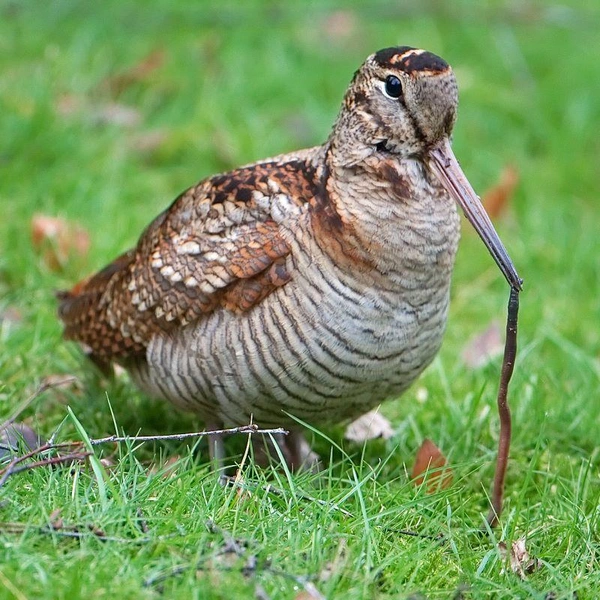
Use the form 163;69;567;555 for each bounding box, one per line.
252;430;322;473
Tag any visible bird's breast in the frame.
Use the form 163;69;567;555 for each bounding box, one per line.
132;172;460;427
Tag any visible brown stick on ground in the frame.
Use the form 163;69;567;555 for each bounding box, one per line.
487;286;520;527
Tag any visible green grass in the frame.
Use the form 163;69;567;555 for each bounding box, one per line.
1;1;599;598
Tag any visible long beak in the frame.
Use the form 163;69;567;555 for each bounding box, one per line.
429;138;522;290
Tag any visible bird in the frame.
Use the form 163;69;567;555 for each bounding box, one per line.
58;46;521;469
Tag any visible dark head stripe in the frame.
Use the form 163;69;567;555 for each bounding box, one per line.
373;46;415;66
374;47;450;74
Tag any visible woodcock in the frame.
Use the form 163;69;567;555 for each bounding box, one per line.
58;47;521;469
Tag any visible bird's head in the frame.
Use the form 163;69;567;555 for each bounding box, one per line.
335;46;458;158
329;46;522;290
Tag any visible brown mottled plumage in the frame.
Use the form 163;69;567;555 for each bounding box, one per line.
58;47;520;468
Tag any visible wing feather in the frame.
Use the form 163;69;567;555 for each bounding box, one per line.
58;155;321;362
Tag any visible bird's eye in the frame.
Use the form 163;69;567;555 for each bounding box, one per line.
384;75;403;99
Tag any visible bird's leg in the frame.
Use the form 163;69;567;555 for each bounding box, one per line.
249;430;321;472
251;432;288;468
287;430;322;473
206;420;226;472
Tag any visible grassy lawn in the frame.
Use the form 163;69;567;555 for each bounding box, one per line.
1;1;599;598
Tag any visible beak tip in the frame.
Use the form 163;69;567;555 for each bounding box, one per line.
430;140;523;295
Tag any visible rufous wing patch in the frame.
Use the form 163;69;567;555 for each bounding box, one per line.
56;156;323;363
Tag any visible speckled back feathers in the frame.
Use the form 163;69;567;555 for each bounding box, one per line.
59;155;328;360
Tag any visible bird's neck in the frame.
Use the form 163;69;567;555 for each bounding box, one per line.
309;148;461;281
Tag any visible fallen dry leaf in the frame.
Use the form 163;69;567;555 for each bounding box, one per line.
294;583;326;600
148;454;183;479
128;130;168;153
49;508;63;530
87;524;106;538
482;164;519;220
100;457;117;469
498;538;542;579
100;49;165;96
55;93;83;117
31;214;90;271
411;439;453;492
55;94;142;128
461;321;503;369
344;409;393;442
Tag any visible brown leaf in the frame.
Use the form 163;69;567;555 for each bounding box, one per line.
498;538;542;579
55;94;142;128
344;409;394;442
128;130;168;153
87;524;106;538
55;93;83;117
49;508;63;530
148;454;183;479
461;321;503;369
482;164;519;220
100;49;165;96
294;583;326;600
411;439;453;492
99;457;117;469
31;214;90;271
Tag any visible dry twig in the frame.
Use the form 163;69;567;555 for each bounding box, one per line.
0;423;287;490
80;424;287;446
0;447;90;488
0;521;179;544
